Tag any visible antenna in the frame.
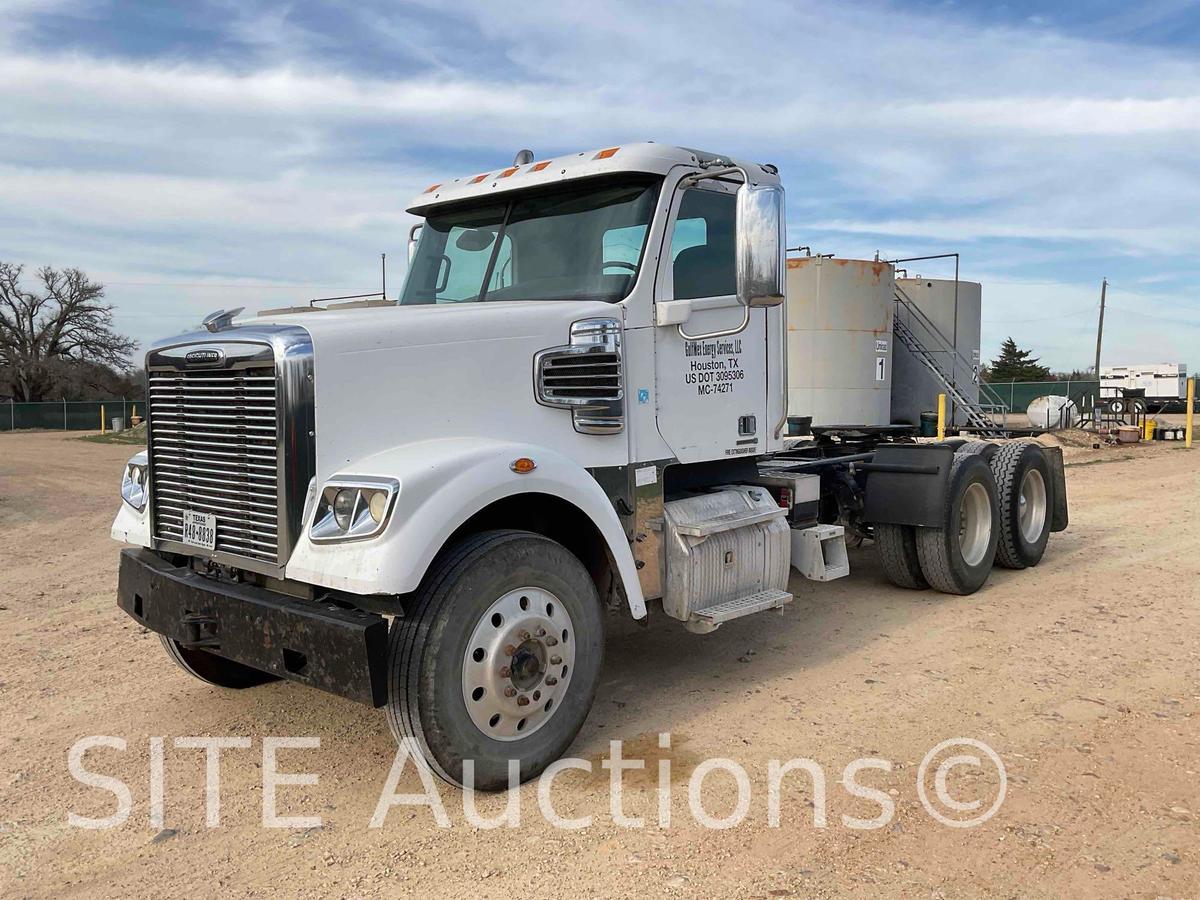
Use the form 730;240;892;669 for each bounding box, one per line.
381;252;387;301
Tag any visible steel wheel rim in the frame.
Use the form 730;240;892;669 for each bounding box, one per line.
957;481;992;567
462;587;575;742
1018;468;1048;544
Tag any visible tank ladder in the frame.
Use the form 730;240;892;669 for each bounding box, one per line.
892;285;1007;437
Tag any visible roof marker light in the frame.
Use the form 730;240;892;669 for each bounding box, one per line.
530;160;552;172
499;166;520;178
594;147;620;159
468;173;490;184
423;183;441;193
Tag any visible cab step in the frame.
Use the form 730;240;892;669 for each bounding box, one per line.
685;588;793;634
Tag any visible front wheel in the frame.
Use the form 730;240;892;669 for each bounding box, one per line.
386;530;604;790
159;636;279;689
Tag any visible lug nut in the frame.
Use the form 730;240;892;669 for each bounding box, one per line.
499;666;510;678
504;687;517;698
504;645;516;656
517;695;530;707
545;676;558;686
520;630;531;641
535;627;546;637
550;655;562;665
533;690;541;701
545;637;559;647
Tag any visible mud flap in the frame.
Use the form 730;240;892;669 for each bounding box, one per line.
861;444;954;529
1040;445;1069;532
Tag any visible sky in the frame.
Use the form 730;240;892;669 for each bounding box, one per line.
1;0;1198;372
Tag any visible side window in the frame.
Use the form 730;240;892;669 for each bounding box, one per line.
670;218;707;260
602;224;647;273
671;189;736;300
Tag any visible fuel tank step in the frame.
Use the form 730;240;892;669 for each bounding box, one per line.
686;588;793;634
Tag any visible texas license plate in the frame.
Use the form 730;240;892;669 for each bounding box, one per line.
182;509;217;551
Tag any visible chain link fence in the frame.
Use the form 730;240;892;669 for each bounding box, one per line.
984;380;1100;414
0;399;146;432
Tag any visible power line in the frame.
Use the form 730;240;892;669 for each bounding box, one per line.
1105;304;1200;325
982;303;1098;324
104;281;345;288
982;278;1106;287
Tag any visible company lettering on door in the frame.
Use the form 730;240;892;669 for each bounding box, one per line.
684;339;745;396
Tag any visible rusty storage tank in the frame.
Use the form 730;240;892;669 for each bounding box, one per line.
786;256;895;427
891;277;983;426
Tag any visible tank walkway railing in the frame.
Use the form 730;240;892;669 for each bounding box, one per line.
892;285;1007;436
893;283;1009;420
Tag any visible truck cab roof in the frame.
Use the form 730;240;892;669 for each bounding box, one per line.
406;142;780;216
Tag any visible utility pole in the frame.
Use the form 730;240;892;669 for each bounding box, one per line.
1093;277;1107;378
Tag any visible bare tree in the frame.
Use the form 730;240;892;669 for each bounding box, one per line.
0;263;137;402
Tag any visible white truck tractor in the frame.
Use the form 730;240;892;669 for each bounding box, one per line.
112;143;1068;790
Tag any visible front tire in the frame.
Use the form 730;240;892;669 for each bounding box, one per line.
159;636;279;689
386;530;604;790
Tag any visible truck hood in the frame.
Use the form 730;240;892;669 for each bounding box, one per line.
259;300;629;483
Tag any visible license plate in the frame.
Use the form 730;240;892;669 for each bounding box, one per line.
182;509;217;551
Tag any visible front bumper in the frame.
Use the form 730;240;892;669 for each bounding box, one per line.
117;548;388;706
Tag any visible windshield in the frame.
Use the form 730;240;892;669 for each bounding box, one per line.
401;176;662;305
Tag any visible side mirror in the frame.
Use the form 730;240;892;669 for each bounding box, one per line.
735;183;786;308
407;223;423;264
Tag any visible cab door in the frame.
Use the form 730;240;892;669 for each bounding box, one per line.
652;179;769;464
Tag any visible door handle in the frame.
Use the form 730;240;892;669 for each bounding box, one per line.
655;295;749;340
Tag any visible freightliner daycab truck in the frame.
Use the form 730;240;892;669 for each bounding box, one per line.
112;144;1068;789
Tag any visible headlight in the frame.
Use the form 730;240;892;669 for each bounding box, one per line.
121;459;148;511
310;478;398;542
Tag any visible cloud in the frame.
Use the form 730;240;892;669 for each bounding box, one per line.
0;0;1197;366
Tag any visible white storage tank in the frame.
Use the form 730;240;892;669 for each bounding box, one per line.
786;256;895;427
891;277;983;426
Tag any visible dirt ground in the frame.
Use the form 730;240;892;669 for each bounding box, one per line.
1;429;1197;898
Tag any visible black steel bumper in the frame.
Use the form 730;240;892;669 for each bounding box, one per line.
117;548;388;707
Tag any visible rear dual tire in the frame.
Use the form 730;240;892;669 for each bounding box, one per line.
989;442;1052;569
916;453;1000;595
915;453;999;595
875;453;1000;596
875;523;927;590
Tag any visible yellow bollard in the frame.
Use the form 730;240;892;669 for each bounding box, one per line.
101;404;106;434
1187;377;1195;449
937;393;947;441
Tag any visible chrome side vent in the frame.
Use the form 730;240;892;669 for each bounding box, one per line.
534;318;624;434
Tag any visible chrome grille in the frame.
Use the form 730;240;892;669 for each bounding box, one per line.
148;364;280;563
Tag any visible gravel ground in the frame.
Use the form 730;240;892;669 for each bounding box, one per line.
0;429;1197;898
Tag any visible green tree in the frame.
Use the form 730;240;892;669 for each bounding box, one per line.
985;337;1050;382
